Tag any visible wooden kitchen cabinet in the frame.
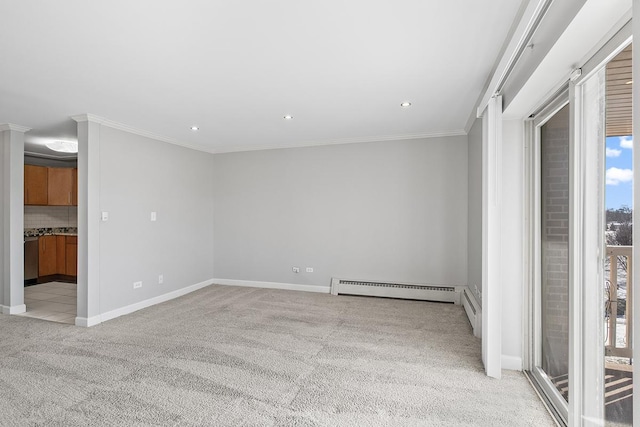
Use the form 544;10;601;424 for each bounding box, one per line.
66;236;77;276
56;236;66;274
72;168;78;206
37;235;77;279
24;165;48;205
48;168;74;206
38;235;57;277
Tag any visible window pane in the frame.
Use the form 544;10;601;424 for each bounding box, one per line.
540;103;570;402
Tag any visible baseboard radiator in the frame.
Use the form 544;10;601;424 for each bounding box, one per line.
330;278;461;304
330;278;482;337
461;287;482;338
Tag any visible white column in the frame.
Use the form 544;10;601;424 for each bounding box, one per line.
0;124;30;314
72;114;101;326
632;2;639;424
481;96;503;378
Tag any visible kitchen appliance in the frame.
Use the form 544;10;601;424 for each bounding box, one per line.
24;236;38;285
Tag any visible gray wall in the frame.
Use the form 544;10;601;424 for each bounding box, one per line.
467;119;482;304
213;137;468;289
0;131;6;307
97;127;214;313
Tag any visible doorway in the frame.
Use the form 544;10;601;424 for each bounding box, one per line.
526;36;633;426
21;142;79;324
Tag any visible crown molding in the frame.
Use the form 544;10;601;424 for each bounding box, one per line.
70;114;213;153
211;130;468;154
71;113;105;123
0;123;32;132
68;114;467;155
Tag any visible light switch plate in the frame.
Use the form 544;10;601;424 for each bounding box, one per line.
101;212;109;221
151;212;157;221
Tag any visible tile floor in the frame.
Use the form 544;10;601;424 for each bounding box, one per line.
20;281;77;324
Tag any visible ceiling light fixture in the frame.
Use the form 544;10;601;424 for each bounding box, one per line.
283;115;294;120
190;126;199;131
400;102;412;107
45;140;78;153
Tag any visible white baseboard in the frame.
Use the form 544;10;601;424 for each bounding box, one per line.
75;278;216;327
75;315;101;327
213;278;330;294
501;355;523;371
2;304;26;315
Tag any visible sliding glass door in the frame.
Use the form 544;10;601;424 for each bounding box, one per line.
526;30;632;426
529;100;571;425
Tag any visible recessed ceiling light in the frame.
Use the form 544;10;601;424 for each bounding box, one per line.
283;115;294;120
45;140;78;153
625;80;633;85
400;102;412;107
190;126;199;131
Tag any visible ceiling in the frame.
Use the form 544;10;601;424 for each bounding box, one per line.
0;1;526;155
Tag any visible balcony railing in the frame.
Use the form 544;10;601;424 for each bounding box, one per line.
605;245;632;359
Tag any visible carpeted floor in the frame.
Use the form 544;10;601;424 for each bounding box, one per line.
0;284;554;426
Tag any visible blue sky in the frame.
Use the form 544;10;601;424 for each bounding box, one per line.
606;135;633;209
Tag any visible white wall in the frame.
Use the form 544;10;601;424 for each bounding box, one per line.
467;118;482;304
501;119;525;369
213;137;468;289
96;126;214;314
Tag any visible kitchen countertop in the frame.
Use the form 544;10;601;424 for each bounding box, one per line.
24;227;78;238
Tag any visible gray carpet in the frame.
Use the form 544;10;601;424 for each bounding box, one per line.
0;285;554;426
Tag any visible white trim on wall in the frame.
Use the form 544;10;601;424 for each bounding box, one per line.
74;278;216;327
501;355;523;371
70;113;466;155
1;304;26;315
0;124;31;133
211;130;467;154
213;278;330;294
633;3;639;423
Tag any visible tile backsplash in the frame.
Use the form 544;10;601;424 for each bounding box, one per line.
24;206;78;229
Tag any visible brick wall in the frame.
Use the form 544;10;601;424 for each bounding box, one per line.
540;105;570;381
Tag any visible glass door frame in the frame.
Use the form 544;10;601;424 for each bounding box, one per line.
525;91;571;426
525;23;632;426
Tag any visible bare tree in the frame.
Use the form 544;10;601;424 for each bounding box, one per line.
616;222;633;246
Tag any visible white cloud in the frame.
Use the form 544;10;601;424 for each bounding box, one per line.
606;147;622;157
619;136;633;149
606;167;633;185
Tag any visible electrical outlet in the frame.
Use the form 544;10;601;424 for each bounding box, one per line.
133;281;142;289
158;274;163;284
306;267;314;273
292;267;300;273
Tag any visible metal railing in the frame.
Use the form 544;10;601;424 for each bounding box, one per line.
605;245;632;359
